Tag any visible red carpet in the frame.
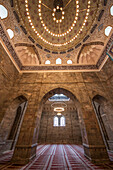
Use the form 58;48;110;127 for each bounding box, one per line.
0;145;113;169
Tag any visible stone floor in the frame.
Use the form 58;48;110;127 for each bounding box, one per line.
0;145;113;169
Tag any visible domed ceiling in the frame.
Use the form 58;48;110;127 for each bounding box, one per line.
0;0;113;72
15;0;99;51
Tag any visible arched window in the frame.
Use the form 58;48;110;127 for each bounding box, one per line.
45;60;51;64
7;29;14;39
67;60;72;64
0;5;8;19
56;58;62;64
53;116;65;126
110;6;113;16
53;116;58;126
105;26;112;36
60;116;65;126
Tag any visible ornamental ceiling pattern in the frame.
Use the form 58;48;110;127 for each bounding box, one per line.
15;0;100;51
0;0;113;72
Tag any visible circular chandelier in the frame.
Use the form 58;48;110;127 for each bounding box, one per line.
54;107;64;112
52;6;65;24
51;102;67;112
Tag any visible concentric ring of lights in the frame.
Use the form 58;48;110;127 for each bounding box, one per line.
54;107;64;112
52;6;65;24
38;0;79;37
25;0;91;46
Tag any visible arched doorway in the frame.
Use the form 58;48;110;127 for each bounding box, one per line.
0;95;27;154
38;91;82;144
92;95;113;151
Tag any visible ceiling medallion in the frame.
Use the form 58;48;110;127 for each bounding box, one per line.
25;0;91;47
38;0;80;37
52;6;65;23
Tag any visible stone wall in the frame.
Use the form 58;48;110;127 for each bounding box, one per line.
38;102;82;144
0;43;19;122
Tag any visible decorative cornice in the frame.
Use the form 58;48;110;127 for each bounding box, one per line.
0;23;112;72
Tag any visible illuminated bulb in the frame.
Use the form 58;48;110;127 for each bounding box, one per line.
87;9;90;12
62;16;64;19
77;9;79;12
40;17;42;20
39;13;41;16
88;5;90;8
38;9;41;12
57;113;61;116
26;8;28;11
76;13;78;16
29;19;31;22
76;1;79;4
39;0;41;3
25;4;28;7
53;8;56;12
62;11;65;15
53;17;56;21
77;5;79;8
56;20;58;23
42;23;45;26
73;23;75;26
57;6;59;9
88;1;91;4
60;7;62;10
67;31;69;33
38;4;41;7
27;12;29;15
52;13;55;16
74;20;76;23
28;16;30;19
60;19;62;22
32;26;34;28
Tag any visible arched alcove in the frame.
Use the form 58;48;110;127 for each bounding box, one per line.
0;95;27;154
38;88;83;144
92;95;113;151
